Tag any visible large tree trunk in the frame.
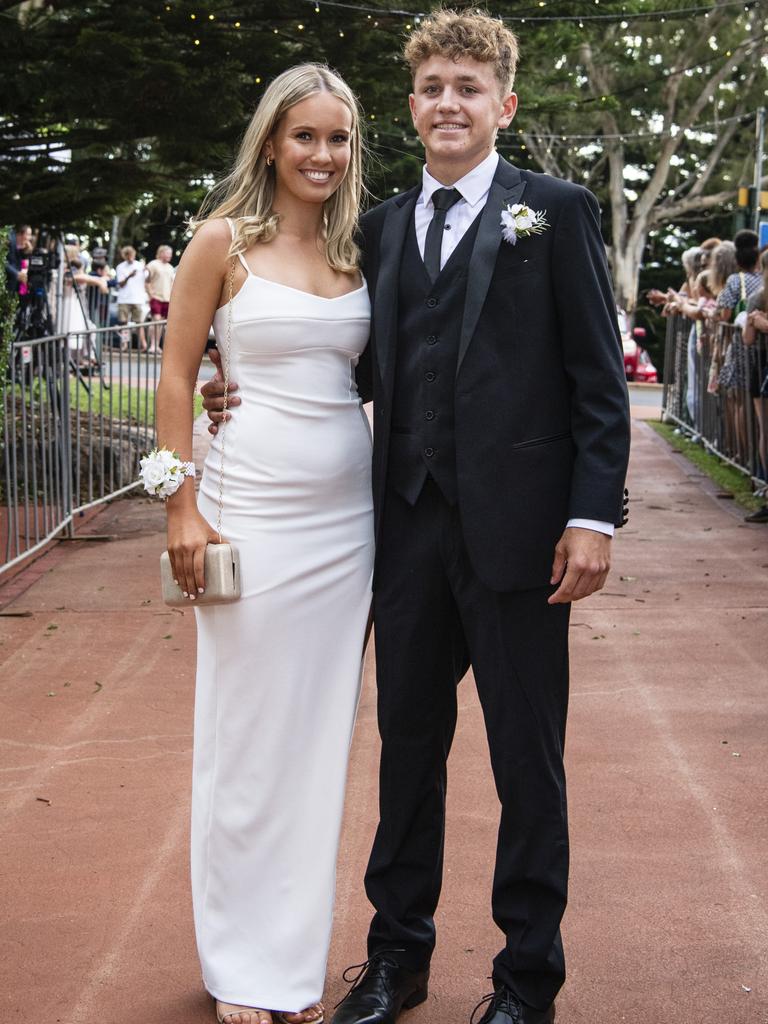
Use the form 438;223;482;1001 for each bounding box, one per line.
609;222;649;315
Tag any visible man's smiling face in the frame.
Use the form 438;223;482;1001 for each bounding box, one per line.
409;55;517;179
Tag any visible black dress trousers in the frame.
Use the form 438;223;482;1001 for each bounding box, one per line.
365;478;571;1011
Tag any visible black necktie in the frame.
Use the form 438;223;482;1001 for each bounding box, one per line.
424;187;463;282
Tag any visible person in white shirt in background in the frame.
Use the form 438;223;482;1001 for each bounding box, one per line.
144;244;176;353
115;244;148;351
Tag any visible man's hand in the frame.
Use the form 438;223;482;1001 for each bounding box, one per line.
548;527;612;605
200;347;240;436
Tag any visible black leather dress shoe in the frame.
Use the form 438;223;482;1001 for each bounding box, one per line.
471;987;555;1024
331;950;429;1024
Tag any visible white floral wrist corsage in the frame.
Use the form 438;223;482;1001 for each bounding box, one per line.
139;447;195;498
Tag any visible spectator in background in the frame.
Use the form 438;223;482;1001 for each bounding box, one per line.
683;247;704;419
703;241;738;446
115;245;148;351
5;224;33;293
651;247;702;420
87;261;117;329
65;234;92;274
717;230;761;322
699;237;722;270
716;231;761;463
646;239;720;312
61;244;108;367
675;270;718;345
742;248;768;523
707;240;737;299
144;244;175;353
646;245;701;313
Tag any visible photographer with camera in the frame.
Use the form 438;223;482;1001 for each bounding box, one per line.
5;224;33;294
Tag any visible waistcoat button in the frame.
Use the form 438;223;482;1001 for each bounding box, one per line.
424;447;435;458
426;335;437;345
425;410;435;421
425;371;436;382
426;297;438;308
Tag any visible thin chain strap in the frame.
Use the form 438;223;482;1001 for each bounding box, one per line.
215;259;235;542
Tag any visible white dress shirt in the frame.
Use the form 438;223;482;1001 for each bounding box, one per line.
415;150;614;538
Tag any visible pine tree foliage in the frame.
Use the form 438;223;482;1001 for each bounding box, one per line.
2;0;766;306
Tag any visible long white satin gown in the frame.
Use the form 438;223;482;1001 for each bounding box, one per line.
192;239;374;1012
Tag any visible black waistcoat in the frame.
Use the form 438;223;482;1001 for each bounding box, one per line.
387;211;482;505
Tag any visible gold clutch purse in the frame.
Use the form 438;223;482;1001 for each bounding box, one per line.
160;258;241;607
160;544;240;606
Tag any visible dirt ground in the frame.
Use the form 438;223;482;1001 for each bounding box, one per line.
1;417;766;1024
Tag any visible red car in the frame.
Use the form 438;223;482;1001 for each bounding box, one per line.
618;309;658;383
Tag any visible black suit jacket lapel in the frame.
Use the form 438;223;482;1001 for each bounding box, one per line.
373;187;420;394
456;159;527;376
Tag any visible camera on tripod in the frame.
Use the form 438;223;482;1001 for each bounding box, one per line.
14;230;60;342
26;246;58;294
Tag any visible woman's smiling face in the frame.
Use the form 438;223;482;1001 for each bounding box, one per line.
266;91;353;206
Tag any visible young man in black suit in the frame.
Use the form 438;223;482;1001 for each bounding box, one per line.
203;11;630;1023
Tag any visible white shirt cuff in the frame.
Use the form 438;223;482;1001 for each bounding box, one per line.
566;518;614;537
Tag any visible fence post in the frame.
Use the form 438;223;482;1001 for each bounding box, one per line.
59;335;75;538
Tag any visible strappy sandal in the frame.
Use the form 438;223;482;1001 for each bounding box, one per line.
274;1004;324;1024
216;1000;273;1024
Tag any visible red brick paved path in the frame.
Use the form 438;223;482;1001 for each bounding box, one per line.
1;419;766;1024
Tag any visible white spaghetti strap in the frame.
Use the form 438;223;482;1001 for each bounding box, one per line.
224;216;252;276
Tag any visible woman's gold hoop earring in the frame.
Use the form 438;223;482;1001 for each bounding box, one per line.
266;155;274;167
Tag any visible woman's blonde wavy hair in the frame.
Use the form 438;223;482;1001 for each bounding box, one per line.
193;63;364;273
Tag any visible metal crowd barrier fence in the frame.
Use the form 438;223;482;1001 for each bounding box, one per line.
1;319;165;576
662;313;768;488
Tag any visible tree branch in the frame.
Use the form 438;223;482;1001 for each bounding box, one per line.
521;127;564;178
649;188;735;224
628;33;763;251
582;152;608;191
579;40;627;255
687;120;747;198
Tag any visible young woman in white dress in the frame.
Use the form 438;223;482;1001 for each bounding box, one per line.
155;65;374;1024
60;245;107;365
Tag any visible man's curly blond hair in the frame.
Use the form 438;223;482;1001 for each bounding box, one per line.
403;8;519;94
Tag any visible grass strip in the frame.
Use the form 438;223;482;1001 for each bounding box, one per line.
648;421;762;512
68;379;203;426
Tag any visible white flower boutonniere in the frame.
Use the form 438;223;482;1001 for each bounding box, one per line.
500;203;549;246
139;447;195;498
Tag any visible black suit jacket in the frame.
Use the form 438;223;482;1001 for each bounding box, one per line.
357;156;631;591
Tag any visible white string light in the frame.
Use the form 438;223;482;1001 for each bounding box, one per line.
298;0;759;24
369;110;758;148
